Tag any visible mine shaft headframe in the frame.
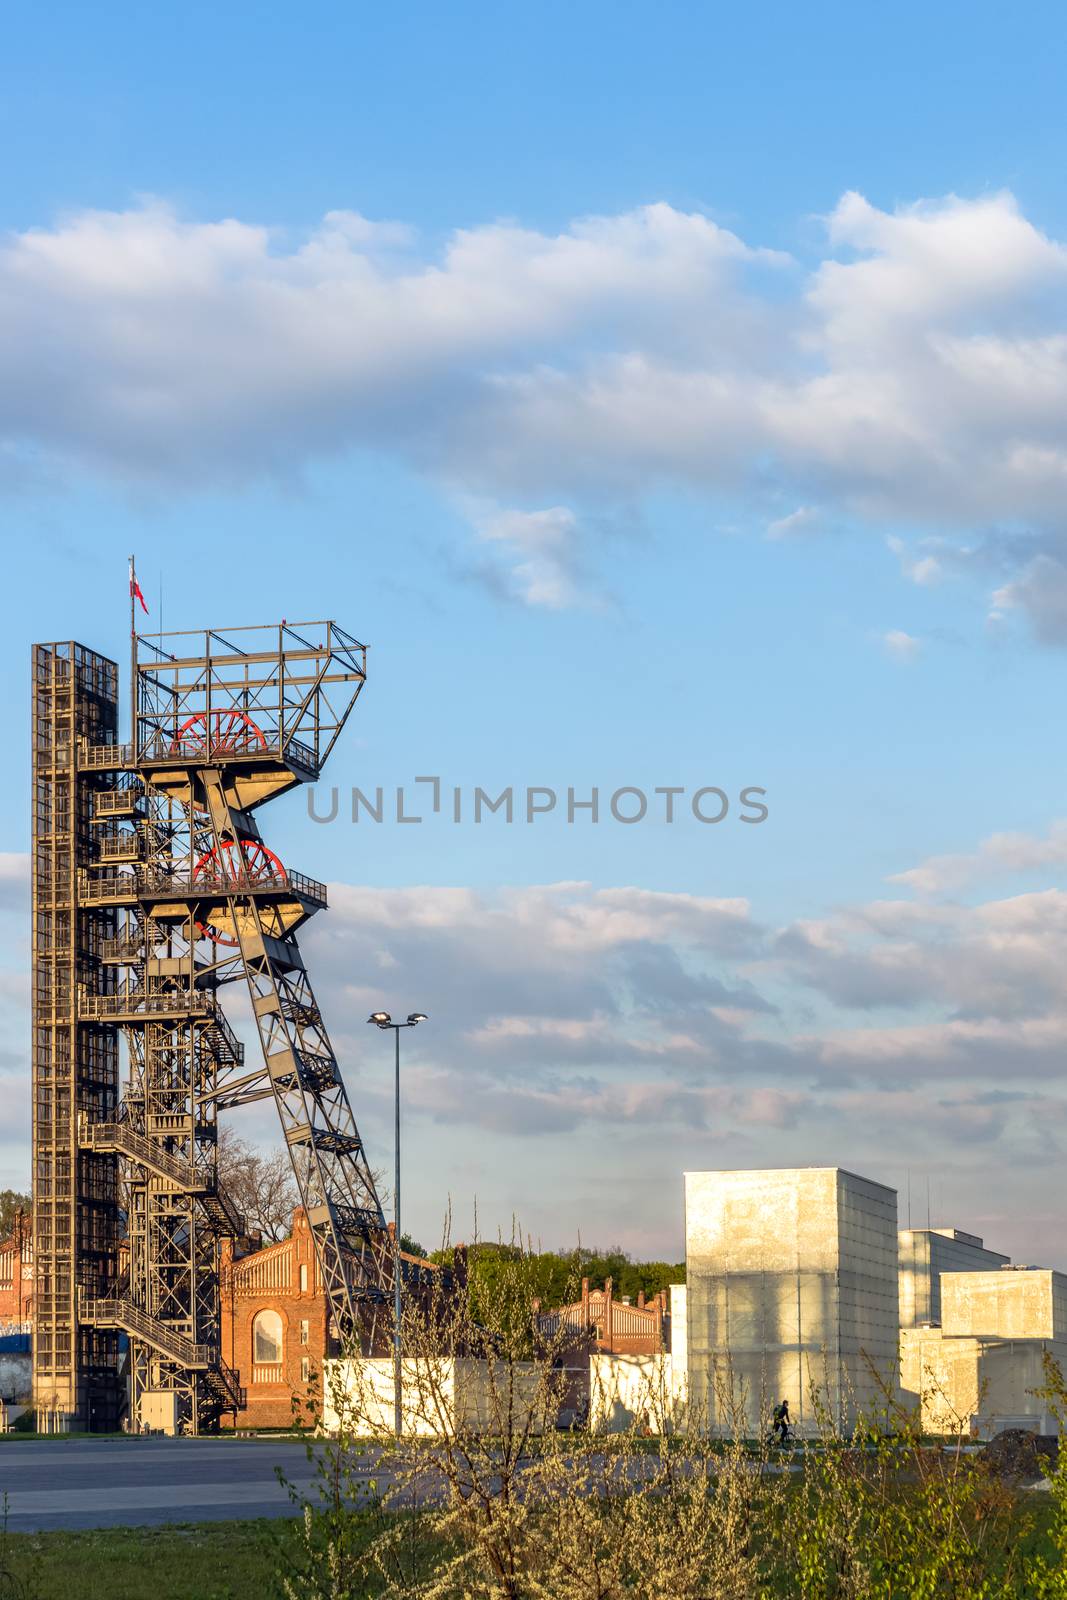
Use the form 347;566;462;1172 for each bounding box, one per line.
133;620;366;802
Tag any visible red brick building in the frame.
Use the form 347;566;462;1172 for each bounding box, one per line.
537;1278;671;1356
220;1210;439;1429
220;1207;328;1429
0;1213;33;1330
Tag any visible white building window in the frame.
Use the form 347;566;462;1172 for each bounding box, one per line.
300;1356;310;1383
252;1308;283;1367
299;1319;309;1347
299;1262;308;1293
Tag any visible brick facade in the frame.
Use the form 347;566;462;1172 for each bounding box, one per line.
220;1211;438;1430
537;1277;670;1356
0;1213;33;1330
220;1207;330;1429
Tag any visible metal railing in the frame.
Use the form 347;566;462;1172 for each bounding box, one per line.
139;864;327;905
94;790;141;817
97;833;142;861
79;742;134;771
285;868;327;905
77;986;244;1066
78;990;213;1021
282;734;318;773
79;864;325;908
204;1007;244;1067
204;1358;247;1413
81;1118;202;1191
199;1184;245;1237
137;729;318;774
80;1295;215;1369
77;871;139;905
100;934;146;963
80;1115;245;1236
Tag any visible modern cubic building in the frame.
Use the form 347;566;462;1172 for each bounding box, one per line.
900;1267;1067;1436
685;1167;899;1434
898;1227;1009;1328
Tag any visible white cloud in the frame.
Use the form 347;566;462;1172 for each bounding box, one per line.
293;866;1067;1261
6;191;1067;615
467;502;584;608
0;199;770;487
767;506;818;539
992;554;1067;644
1;849;1066;1257
887;535;942;586
882;628;921;662
891;819;1067;895
773;886;1067;1024
311;873;1067;1103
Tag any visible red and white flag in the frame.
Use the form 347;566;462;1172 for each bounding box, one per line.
129;559;149;615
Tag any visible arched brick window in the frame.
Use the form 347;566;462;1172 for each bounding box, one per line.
252;1308;284;1379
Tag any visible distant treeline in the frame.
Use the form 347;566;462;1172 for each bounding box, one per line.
426;1241;684;1307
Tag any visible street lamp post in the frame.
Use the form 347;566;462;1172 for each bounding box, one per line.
366;1010;427;1438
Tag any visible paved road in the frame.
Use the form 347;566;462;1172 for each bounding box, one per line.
0;1437;365;1533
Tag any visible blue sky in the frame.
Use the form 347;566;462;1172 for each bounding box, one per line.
3;1;1067;1266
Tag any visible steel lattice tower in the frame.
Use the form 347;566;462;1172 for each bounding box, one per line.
33;618;397;1432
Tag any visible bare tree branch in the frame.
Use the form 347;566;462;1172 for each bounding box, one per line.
217;1126;299;1243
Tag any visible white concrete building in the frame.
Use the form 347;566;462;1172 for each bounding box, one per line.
685;1167;898;1435
898;1227;1009;1328
900;1267;1067;1437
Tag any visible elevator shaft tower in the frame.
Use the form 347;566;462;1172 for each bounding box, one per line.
32;643;123;1430
33;619;395;1432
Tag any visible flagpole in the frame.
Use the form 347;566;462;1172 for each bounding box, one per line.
129;554;137;757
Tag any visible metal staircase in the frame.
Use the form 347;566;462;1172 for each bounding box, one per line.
79;1116;245;1236
81;1295;246;1412
82;1295;213;1369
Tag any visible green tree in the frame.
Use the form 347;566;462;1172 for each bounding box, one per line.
0;1190;31;1240
430;1241;684;1311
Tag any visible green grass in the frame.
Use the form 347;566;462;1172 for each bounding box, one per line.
1011;1490;1060;1563
2;1520;289;1600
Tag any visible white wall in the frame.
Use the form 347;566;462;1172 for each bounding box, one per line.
589;1353;685;1435
321;1357;545;1438
900;1328;1066;1438
669;1283;687;1374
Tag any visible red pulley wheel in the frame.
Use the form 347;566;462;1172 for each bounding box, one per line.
193;839;287;947
170;709;268;758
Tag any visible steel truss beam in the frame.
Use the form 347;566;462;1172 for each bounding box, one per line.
199;772;391;1340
